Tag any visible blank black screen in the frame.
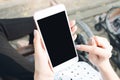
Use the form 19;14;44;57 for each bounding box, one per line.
37;11;76;67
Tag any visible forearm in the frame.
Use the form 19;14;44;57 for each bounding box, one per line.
34;72;54;80
98;60;120;80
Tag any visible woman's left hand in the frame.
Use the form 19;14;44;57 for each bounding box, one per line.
34;30;54;80
33;20;77;80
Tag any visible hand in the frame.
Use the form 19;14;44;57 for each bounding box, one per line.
33;20;77;80
76;36;113;67
34;30;54;80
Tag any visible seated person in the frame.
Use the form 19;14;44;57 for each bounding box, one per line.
33;29;120;80
0;17;77;80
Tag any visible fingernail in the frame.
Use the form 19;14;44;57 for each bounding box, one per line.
34;30;37;36
89;38;94;43
75;45;80;49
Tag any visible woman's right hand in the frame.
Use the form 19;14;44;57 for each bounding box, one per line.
76;36;113;67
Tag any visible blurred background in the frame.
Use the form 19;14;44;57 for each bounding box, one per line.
1;0;120;37
0;0;120;77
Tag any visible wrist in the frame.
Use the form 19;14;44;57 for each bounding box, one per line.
97;59;111;70
96;59;120;80
34;72;54;80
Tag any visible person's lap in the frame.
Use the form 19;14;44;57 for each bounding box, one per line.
0;17;35;80
0;32;34;80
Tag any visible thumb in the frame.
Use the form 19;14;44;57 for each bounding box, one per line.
33;30;54;72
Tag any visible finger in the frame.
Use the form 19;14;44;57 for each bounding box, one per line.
34;30;41;52
34;30;44;53
72;34;77;41
34;30;46;64
48;59;54;72
34;30;44;70
109;45;113;51
34;30;54;72
94;36;110;48
70;20;76;27
88;37;97;46
75;44;108;57
71;25;77;35
76;45;94;53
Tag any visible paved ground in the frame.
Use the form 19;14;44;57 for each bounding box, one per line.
0;0;119;18
1;0;120;36
1;0;120;77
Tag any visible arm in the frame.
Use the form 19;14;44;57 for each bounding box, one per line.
98;60;119;80
76;36;120;80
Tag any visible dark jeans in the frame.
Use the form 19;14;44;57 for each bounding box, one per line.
0;17;35;80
